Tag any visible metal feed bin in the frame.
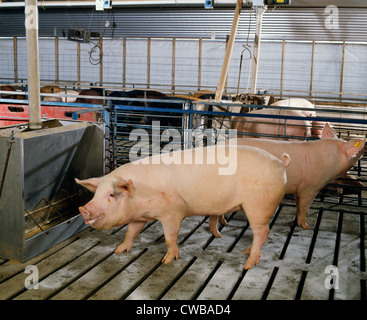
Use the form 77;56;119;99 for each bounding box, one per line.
0;119;105;262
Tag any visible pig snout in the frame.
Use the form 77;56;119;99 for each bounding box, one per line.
78;204;105;227
79;206;91;220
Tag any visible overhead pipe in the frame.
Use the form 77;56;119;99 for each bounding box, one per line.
25;0;42;129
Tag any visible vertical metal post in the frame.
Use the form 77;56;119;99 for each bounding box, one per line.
77;42;81;83
99;36;103;86
198;38;202;91
55;36;59;82
280;39;285;99
25;0;41;130
309;40;315;100
172;38;176;94
147;38;151;89
13;37;18;82
339;41;345;103
123;37;126;87
250;6;266;95
215;0;243;102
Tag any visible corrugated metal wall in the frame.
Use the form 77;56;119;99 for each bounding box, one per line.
0;7;367;41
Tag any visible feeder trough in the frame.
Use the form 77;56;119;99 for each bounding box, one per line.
0;119;105;262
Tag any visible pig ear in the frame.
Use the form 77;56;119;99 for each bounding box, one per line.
342;139;366;159
321;123;337;139
115;178;135;196
75;177;100;193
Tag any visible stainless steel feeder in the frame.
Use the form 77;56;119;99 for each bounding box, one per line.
0;119;105;261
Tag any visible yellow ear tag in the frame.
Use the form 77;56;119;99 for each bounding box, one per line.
355;142;361;148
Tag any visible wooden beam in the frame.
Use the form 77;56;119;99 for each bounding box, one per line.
25;0;41;129
215;0;242;102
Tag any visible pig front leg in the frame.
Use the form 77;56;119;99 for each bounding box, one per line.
115;221;147;253
160;214;185;264
295;191;317;229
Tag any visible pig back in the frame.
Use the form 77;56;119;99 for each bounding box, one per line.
128;145;288;216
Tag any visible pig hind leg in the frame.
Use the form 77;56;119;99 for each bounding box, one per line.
243;223;269;269
296;191;317;229
241;201;278;269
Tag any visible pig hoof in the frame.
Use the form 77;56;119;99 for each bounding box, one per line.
218;216;229;226
115;242;132;253
298;219;309;229
243;255;260;269
244;245;252;255
210;228;222;238
162;249;179;264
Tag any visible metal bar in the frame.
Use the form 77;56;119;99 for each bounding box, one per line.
77;42;81;83
309;40;315;100
250;6;265;95
99;36;103;86
112;104;367;124
123;37;126;88
280;39;285;100
71;106;105;120
0;133;14;199
24;194;78;218
55;36;59;82
339;40;345;103
147;38;151;89
13;37;18;82
198;38;202;91
171;38;176;94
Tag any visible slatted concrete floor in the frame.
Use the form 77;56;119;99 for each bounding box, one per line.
0;195;366;300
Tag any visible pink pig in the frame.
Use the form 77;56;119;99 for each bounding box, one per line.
76;144;290;269
271;98;325;138
232;108;312;141
210;123;365;237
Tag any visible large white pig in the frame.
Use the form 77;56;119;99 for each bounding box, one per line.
232;108;312;141
76;144;290;269
210;123;365;236
271;98;325;138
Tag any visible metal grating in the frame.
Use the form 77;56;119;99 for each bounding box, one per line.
0;198;365;300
